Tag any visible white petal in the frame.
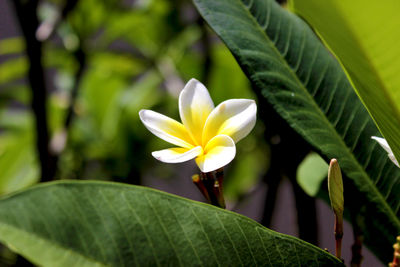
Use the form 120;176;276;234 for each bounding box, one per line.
179;78;214;145
371;136;392;153
152;146;203;163
139;109;194;149
195;134;236;173
371;136;399;167
202;99;257;145
388;154;400;167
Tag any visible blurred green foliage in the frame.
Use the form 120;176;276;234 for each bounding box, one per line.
0;0;268;204
0;111;38;195
297;153;327;197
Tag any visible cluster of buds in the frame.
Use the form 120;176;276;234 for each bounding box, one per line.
389;236;400;267
192;168;225;208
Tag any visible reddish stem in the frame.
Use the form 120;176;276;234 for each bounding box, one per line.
192;174;211;203
334;214;343;260
192;168;225;209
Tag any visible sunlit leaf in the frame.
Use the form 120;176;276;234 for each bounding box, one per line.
120;70;163;118
102;1;171;56
0;57;27;85
289;0;400;166
0;112;38;195
297;153;328;197
0;37;25;56
91;52;146;78
0;85;30;106
208;43;255;102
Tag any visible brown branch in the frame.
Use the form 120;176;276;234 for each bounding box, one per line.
65;48;86;129
12;0;55;182
49;46;86;157
13;0;83;181
289;173;318;245
260;155;282;227
351;214;364;267
255;94;315;242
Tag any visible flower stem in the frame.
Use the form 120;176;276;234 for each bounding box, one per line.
334;213;343;259
192;168;226;209
192;174;210;202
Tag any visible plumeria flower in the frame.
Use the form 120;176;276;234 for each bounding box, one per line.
371;136;399;167
139;78;257;173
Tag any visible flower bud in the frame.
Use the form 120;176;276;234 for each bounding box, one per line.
328;159;344;219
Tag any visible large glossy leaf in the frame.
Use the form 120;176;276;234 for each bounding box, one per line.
289;0;400;165
0;181;343;266
193;0;400;261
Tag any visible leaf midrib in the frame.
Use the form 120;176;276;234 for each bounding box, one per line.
233;0;399;227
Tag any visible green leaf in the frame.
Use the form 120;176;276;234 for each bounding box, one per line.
208;43;255;102
193;0;400;261
0;85;30;105
0;57;28;85
0;37;25;56
0;111;39;195
0;181;343;266
120;71;163;118
289;0;400;166
0;133;39;195
101;0;171;57
297;153;328;197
